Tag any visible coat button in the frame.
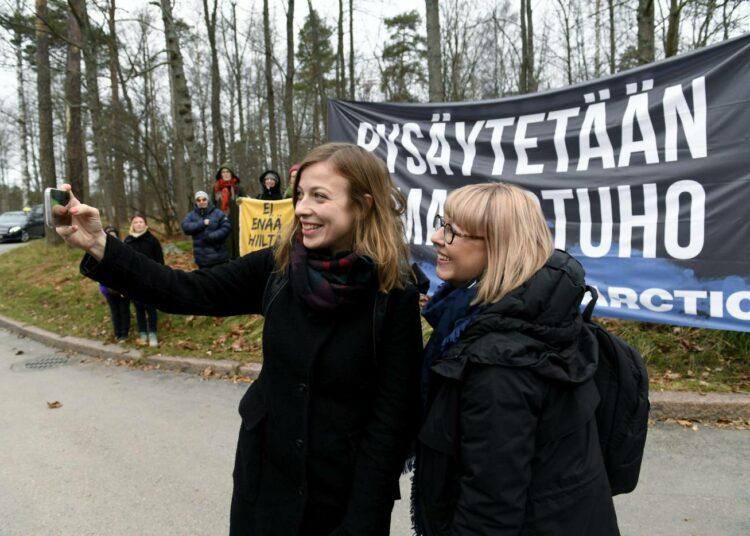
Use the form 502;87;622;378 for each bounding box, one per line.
298;382;307;393
295;439;304;449
297;485;305;496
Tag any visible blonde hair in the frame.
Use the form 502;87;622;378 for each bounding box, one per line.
274;143;410;292
445;182;553;305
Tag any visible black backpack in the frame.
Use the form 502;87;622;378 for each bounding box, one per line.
582;285;650;496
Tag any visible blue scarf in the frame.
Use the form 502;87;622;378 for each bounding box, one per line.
420;280;482;405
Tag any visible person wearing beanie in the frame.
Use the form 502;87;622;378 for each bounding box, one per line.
213;164;245;260
181;190;231;269
284;163;300;198
123;214;164;347
99;225;130;343
256;169;283;200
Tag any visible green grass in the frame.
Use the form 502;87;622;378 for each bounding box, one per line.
1;240;748;392
0;240;263;363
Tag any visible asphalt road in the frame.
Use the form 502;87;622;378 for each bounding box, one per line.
1;327;749;536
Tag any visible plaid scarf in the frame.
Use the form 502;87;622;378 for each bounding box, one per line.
290;238;376;311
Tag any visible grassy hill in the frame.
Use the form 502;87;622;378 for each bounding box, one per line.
0;240;747;393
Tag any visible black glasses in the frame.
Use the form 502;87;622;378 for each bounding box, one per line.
433;215;483;245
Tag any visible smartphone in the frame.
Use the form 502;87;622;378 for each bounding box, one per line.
44;188;71;228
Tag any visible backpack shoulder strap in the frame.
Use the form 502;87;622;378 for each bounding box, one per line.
583;284;598;321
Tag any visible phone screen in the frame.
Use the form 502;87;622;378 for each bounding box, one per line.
44;188;71;228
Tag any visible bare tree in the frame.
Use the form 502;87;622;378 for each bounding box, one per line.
336;0;345;98
284;0;298;163
637;0;655;64
425;0;444;101
108;0;127;227
159;0;204;220
202;0;226;166
13;0;32;205
519;0;537;93
348;0;354;99
35;0;57;201
65;0;83;203
263;0;279;170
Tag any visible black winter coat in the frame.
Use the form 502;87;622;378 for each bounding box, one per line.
80;237;423;536
415;250;619;536
123;230;164;265
181;202;231;267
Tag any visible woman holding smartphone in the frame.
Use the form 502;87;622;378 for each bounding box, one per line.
56;143;423;536
413;183;619;535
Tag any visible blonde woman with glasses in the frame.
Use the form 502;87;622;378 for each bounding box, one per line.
413;182;619;535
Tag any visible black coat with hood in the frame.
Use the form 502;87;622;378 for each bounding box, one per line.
256;169;283;200
414;250;619;536
79;236;423;536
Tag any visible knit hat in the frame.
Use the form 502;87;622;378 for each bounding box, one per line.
195;190;209;200
288;163;300;178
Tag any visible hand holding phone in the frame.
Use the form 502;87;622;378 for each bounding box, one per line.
51;185;107;260
44;188;71;228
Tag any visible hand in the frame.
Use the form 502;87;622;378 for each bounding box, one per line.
203;218;210;226
55;184;107;260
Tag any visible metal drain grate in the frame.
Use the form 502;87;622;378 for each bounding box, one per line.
24;356;69;370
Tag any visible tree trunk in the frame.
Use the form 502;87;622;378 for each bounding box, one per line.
35;0;57;195
348;0;354;99
336;0;345;98
229;1;247;174
108;0;127;227
263;0;279;170
664;0;682;58
594;0;602;76
284;0;298;164
65;0;84;204
76;0;113;223
425;0;444;101
637;0;655;65
159;0;204;220
14;0;32;206
608;0;616;73
202;0;226;166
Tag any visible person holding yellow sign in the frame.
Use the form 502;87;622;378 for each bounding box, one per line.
54;143;423;536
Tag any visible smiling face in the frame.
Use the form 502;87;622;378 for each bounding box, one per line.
131;216;147;234
221;169;232;181
264;175;277;189
431;216;488;287
294;161;357;254
195;196;208;208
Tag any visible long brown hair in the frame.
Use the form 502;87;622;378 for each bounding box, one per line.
274;143;410;292
445;182;553;305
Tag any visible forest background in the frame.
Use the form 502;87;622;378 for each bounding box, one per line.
1;0;748;232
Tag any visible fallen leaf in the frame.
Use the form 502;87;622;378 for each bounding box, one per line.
676;419;692;427
47;401;63;409
15;350;24;355
201;367;214;378
691;424;699;432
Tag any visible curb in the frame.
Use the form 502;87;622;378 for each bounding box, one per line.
2;313;749;421
0;314;261;380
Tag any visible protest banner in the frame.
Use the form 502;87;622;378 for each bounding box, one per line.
238;197;294;256
329;34;750;331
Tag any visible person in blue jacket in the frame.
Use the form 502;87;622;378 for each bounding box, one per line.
181;190;232;269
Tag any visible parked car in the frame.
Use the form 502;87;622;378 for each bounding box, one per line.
0;207;45;242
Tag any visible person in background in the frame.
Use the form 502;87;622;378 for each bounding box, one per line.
256;169;283;201
99;225;130;343
56;143;423;536
124;214;164;347
284;163;300;198
214;164;245;260
181;190;231;269
413;182;619;536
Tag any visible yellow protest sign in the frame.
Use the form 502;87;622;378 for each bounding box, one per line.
237;197;294;255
